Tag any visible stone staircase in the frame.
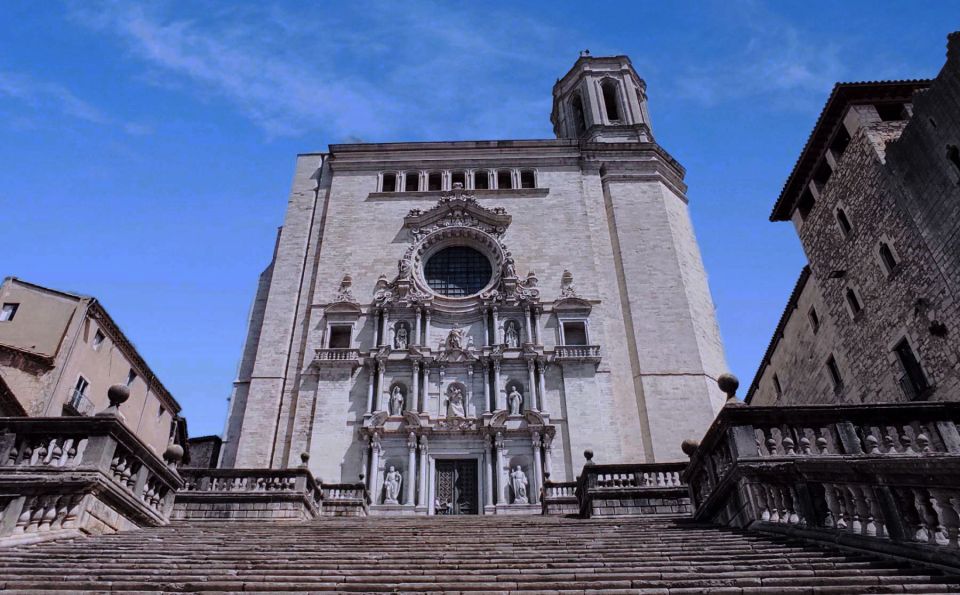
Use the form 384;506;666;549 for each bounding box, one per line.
0;516;957;593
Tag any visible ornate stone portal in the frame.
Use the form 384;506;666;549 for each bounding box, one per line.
356;185;562;515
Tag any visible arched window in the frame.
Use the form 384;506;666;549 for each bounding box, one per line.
497;170;513;190
601;80;621;122
519;170;536;189
570;94;586;136
474;170;490;190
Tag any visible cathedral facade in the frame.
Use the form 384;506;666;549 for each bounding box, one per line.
220;53;727;515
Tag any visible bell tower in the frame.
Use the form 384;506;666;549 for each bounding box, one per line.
551;50;653;143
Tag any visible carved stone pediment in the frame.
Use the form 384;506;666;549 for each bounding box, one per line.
402;410;423;429
405;184;511;240
368;411;389;428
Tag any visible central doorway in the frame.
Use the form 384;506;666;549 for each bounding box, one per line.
434;459;478;515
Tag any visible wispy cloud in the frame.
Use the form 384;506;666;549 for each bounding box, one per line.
0;70;148;131
70;2;567;141
670;4;845;109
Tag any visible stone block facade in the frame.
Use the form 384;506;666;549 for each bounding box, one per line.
749;34;960;406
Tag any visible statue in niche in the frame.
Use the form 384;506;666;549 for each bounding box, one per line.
383;466;402;504
446;324;466;351
447;385;466;418
389;386;404;416
510;466;529;504
508;385;523;415
504;320;520;348
394;323;409;350
503;256;517;279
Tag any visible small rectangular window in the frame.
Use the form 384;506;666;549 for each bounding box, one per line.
404;172;419;192
381;173;397;192
451;171;466;188
562;321;588;346
797;190;816;220
826;356;843;391
92;330;106;350
158;404;167;418
328;325;352;348
772;374;783;398
497;170;513;190
879;242;898;275
428;172;442;191
74;376;89;395
474;170;490;190
894;339;929;400
126;369;138;387
876;102;906;121
845;288;863;315
0;303;18;322
520;170;536;189
808;307;820;334
835;208;853;237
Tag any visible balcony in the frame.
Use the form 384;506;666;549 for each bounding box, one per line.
554;345;601;364
64;390;95;416
313;348;361;368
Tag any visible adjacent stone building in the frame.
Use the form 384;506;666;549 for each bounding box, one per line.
0;277;183;454
221;52;728;515
748;33;960;406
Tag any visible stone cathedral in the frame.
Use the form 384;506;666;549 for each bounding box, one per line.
220;52;728;516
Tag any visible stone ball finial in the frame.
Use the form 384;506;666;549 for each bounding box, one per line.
108;384;130;407
163;442;184;467
452;182;464;191
300;452;310;467
718;373;745;407
681;439;699;457
97;384;130;418
583;449;594;465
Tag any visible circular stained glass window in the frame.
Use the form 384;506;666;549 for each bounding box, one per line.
424;246;493;297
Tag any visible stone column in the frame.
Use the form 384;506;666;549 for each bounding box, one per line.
493;358;503;410
495;432;506;504
533;307;542;345
417;435;429;507
370;433;382;504
526;360;537;411
406;433;417;506
484;435;494;509
411;361;420;413
365;361;375;413
536;359;547;413
532;432;543;505
375;360;385;412
424;311;432;348
481;360;491;414
491;307;500;344
467;365;474;416
543;435;554;480
379;309;389;347
414;307;422;346
420;365;429;415
360;437;370;484
482;307;490;345
438;366;445;416
522;305;532;344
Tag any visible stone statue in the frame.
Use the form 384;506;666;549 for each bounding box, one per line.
503;255;517;279
394;323;408;349
389;386;404;416
504;320;520;348
447;386;466;418
508;385;523;415
510;465;529;504
383;466;402;504
446;324;466;351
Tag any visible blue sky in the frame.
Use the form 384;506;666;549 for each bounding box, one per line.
1;1;955;437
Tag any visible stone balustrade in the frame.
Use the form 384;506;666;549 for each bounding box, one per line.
320;483;369;517
0;415;183;546
541;480;578;515
684;401;960;571
314;348;362;367
576;459;690;518
173;468;323;521
553;345;601;363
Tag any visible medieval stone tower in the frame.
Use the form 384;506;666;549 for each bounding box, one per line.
219;52;728;515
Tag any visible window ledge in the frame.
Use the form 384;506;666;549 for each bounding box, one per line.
368;188;549;200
